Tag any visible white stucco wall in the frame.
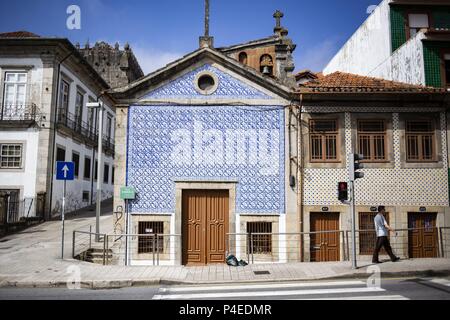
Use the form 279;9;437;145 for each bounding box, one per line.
50;65;115;214
0;130;39;198
323;0;392;75
51;133;114;214
369;32;426;85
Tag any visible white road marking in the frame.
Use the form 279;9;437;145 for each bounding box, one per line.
159;280;366;293
423;278;450;287
290;295;409;300
152;287;385;300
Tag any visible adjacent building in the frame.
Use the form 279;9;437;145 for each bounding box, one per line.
297;71;449;262
323;0;450;90
0;31;134;227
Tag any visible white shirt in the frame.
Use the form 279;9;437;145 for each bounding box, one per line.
374;213;388;237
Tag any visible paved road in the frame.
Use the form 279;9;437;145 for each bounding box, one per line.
1;277;449;300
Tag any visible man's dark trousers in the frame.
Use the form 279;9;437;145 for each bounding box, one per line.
372;236;397;262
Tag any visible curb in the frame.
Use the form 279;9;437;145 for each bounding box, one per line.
2;269;449;289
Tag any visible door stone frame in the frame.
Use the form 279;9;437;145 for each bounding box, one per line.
174;180;237;265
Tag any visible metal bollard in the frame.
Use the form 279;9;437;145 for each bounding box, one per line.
72;231;76;259
152;234;156;266
250;233;254;264
103;234;107;265
105;235;109;265
156;235;160;265
89;225;92;249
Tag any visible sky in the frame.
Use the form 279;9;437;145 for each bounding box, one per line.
0;0;383;74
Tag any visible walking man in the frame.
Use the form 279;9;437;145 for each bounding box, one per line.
372;206;400;263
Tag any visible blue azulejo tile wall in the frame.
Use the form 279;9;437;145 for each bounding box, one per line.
126;105;285;214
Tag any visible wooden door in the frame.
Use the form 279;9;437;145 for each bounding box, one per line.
408;213;438;258
182;190;229;265
310;213;340;262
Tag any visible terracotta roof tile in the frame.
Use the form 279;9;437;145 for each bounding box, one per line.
0;31;40;38
298;71;445;93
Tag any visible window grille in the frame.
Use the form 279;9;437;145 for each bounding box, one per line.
247;222;272;254
138;221;164;254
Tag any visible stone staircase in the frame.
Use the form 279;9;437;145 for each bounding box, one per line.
75;248;113;264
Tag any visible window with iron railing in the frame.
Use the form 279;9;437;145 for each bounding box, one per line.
357;120;387;162
0;144;22;168
406;120;435;162
309;119;338;162
247;222;272;254
59;80;70;118
138;221;164;254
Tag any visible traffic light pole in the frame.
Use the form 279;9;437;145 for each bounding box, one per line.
349;180;357;269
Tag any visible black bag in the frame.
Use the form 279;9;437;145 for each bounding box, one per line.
238;259;248;266
226;254;239;266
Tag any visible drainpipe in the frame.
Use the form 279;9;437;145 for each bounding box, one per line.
297;93;304;262
47;52;73;220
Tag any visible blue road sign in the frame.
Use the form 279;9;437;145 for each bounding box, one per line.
56;161;75;181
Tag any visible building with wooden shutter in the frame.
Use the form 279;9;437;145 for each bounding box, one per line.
296;71;449;262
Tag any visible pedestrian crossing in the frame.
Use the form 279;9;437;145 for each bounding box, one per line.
152;279;409;300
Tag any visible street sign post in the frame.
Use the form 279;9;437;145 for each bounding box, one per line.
120;186;136;266
56;161;75;259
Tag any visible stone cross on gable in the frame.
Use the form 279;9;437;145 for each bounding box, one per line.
273;10;284;29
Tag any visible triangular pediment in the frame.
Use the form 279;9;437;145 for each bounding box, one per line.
140;64;274;100
109;47;293;104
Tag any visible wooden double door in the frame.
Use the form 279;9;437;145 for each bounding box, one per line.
182;190;229;265
310;213;340;262
408;212;438;258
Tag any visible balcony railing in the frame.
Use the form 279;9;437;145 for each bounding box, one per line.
56;109;115;154
0;103;40;122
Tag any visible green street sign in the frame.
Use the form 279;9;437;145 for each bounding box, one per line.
120;186;136;200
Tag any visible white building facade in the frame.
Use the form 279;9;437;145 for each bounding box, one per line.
0;33;115;225
323;0;450;90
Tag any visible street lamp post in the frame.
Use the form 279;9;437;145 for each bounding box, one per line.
87;102;103;242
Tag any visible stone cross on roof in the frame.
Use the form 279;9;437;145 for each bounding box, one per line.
273;10;284;29
273;10;288;37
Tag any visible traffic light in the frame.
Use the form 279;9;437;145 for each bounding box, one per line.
338;182;348;202
349;153;364;180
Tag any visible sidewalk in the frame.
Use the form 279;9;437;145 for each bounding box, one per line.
1;211;449;289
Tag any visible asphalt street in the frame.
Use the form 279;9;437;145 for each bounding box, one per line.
1;277;449;300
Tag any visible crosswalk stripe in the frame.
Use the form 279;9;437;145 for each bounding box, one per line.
152;287;385;300
290;295;409;301
423;278;450;287
159;280;366;293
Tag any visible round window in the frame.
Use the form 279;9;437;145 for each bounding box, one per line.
198;74;215;91
194;71;219;95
